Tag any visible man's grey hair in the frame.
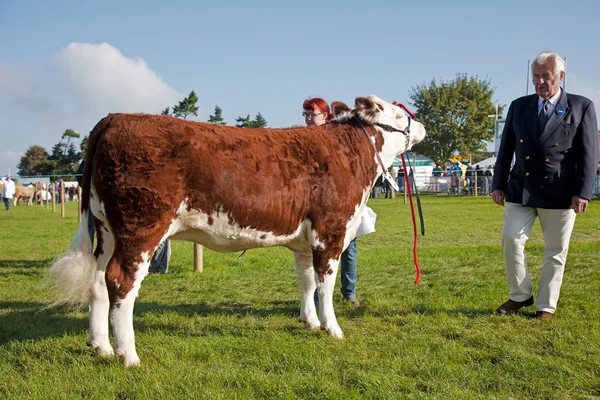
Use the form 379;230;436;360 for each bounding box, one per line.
532;51;565;78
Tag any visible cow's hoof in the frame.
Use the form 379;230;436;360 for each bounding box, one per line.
87;340;115;357
116;350;140;367
299;315;321;330
323;325;344;339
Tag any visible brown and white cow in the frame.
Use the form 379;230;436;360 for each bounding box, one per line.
50;95;426;366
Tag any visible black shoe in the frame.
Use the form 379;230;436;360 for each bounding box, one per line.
496;296;534;315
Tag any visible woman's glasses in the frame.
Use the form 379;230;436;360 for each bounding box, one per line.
302;111;324;118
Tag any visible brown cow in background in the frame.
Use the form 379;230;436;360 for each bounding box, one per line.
14;185;35;206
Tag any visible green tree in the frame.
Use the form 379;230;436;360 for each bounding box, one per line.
208;105;227;125
252;112;267;128
235;115;252;128
409;74;503;167
17;145;51;176
172;91;199;119
61;129;81;154
48;143;66;175
235;112;268;128
160;107;170;116
80;135;89;156
48;135;82;176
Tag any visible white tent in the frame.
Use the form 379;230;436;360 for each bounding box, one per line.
474;156;496;168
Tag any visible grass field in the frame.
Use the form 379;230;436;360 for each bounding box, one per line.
1;196;599;399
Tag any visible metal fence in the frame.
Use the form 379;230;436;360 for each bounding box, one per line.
372;174;600;199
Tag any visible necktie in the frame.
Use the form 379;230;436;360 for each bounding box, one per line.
538;100;550;133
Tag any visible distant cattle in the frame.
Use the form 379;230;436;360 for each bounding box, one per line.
14;185;35;206
50;95;426;366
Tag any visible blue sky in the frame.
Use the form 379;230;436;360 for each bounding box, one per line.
1;0;599;175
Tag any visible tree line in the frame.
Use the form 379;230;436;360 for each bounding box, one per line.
17;75;502;177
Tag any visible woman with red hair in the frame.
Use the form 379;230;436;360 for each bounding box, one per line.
302;97;360;307
302;97;333;127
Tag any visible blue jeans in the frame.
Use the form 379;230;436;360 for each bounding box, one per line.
4;197;11;210
340;238;358;299
314;238;358;303
149;240;171;273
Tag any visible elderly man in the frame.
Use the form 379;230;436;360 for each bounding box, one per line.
492;50;599;320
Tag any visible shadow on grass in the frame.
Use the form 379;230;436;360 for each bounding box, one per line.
0;259;51;276
132;298;373;337
0;301;87;345
365;304;495;319
414;305;495;318
0;290;372;344
135;299;299;319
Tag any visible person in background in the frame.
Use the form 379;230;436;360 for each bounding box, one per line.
303;97;365;306
484;165;494;195
149;241;171;275
492;51;598;320
450;171;459;195
2;176;16;210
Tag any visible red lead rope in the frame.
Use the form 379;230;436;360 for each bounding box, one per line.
394;102;420;284
401;153;420;284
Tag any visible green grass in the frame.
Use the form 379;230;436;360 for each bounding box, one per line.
1;197;600;399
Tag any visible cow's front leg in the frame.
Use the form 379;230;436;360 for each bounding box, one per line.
293;252;320;330
313;249;343;339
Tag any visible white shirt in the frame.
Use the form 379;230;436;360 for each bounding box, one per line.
538;88;562;116
2;179;16;199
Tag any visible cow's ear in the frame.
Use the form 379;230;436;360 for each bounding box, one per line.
331;101;350;117
355;97;375;112
355;97;379;122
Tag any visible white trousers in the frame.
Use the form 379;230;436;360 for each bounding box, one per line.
501;202;576;313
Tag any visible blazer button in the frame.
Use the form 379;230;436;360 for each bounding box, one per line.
525;156;530;160
545;159;549;163
520;139;524;143
525;172;530;176
544;176;548;179
554;143;559;146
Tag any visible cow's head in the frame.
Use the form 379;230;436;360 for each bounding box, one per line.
334;95;426;153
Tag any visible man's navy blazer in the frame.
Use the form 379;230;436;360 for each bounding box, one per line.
492;91;598;209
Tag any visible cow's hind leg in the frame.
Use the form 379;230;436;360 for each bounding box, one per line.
87;222;115;357
293;252;320;330
313;251;343;339
106;247;151;367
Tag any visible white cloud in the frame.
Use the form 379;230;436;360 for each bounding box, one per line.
0;42;185;176
54;42;182;114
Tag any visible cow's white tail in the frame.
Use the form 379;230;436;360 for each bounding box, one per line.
48;210;97;306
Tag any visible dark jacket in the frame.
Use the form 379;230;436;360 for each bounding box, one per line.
492;91;598;208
